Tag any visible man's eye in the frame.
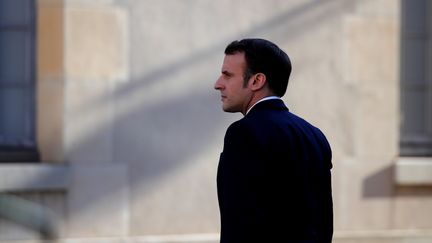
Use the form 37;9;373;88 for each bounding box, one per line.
222;71;232;78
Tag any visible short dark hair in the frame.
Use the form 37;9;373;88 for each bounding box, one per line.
224;38;292;97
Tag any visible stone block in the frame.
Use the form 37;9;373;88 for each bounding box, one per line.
65;6;128;83
343;15;399;83
66;164;129;237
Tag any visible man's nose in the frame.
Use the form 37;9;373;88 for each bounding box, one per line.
214;77;223;90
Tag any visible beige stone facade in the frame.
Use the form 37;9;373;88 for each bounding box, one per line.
1;0;432;242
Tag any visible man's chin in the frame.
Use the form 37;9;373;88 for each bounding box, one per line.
222;107;238;113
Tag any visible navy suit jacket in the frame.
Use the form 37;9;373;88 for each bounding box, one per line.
217;99;333;243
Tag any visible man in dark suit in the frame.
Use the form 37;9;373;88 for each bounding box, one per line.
214;38;333;243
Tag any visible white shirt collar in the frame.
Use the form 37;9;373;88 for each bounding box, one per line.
246;96;281;115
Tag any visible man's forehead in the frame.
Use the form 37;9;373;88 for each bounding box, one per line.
222;53;246;70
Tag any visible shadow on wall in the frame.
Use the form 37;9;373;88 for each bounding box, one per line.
67;0;356;181
362;165;432;198
11;0;359;236
362;165;395;198
67;0;355;192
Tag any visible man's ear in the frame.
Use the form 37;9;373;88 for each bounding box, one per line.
249;73;266;91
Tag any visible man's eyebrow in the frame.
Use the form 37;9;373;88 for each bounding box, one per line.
221;70;232;76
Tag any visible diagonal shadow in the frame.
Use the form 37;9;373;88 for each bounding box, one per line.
5;0;359;237
65;0;357;235
72;0;355;116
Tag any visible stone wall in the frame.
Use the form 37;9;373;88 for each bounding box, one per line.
1;0;432;242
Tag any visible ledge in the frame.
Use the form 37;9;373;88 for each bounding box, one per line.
395;157;432;186
0;164;69;192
